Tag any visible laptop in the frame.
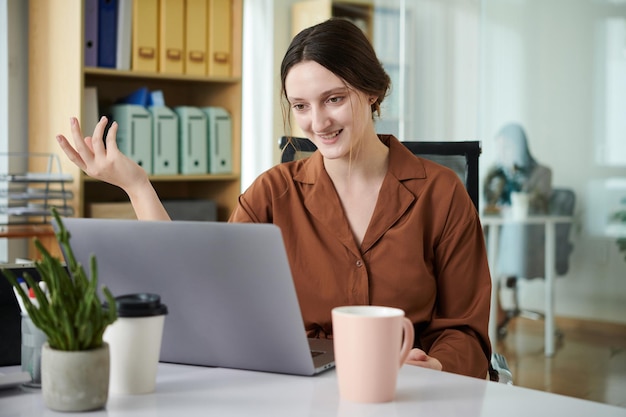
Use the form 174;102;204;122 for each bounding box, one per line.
56;217;335;376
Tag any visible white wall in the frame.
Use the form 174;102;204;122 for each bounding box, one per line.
0;0;28;262
241;0;302;191
241;0;275;191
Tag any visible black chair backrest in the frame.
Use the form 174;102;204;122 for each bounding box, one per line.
279;136;481;210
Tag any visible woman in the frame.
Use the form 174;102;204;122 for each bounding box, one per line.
483;123;553;334
57;19;492;379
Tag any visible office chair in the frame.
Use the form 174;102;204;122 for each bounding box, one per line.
279;136;513;384
279;136;481;209
500;188;576;326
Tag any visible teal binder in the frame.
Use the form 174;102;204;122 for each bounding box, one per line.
110;104;153;174
174;106;208;174
148;106;179;175
202;107;232;174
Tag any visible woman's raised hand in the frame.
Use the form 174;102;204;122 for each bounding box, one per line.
56;116;148;193
56;116;171;221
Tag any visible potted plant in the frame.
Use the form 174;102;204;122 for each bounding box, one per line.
2;208;117;412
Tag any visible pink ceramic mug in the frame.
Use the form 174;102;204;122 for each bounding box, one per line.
331;305;414;403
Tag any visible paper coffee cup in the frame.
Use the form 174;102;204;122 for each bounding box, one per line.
103;293;168;395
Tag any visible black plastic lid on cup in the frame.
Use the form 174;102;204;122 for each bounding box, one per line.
104;293;168;317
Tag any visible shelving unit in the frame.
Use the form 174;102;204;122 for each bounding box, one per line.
27;0;243;226
0;152;73;259
0;153;74;224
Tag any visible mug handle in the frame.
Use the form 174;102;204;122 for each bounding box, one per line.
398;317;415;367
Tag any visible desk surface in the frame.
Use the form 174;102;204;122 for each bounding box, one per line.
1;364;624;417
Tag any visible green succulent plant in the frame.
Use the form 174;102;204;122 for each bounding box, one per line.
1;208;117;351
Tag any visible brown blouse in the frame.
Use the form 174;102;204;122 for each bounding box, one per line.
229;135;492;378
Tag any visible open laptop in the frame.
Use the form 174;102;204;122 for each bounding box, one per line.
56;217;335;376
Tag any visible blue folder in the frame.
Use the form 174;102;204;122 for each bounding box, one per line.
97;0;118;68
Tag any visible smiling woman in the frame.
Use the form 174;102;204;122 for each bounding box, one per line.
231;18;493;380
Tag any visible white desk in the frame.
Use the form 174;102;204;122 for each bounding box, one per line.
481;215;574;356
1;363;624;417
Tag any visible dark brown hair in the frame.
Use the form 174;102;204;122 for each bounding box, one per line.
280;18;391;127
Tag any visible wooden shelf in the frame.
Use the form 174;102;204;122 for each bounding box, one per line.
84;66;241;84
28;0;243;234
82;173;239;182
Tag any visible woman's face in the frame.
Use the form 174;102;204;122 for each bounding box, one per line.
285;61;375;160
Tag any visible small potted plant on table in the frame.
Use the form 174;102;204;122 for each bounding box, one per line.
2;208;117;412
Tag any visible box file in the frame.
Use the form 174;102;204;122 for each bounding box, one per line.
174;107;208;175
159;0;185;74
207;0;232;77
132;0;159;72
148;106;179;175
110;104;153;174
185;0;208;76
202;107;232;174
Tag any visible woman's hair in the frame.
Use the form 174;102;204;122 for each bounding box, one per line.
280;18;391;131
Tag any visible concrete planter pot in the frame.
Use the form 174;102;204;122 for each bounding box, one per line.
41;342;110;412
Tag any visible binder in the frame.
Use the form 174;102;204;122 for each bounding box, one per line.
185;0;208;76
132;0;159;72
207;0;232;77
174;107;208;175
84;0;99;67
116;0;133;71
202;107;232;174
110;104;153;174
97;0;118;68
148;106;179;175
159;0;185;74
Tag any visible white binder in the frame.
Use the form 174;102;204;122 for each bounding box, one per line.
174;106;208;174
148;106;179;175
110;104;153;174
202;107;232;174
